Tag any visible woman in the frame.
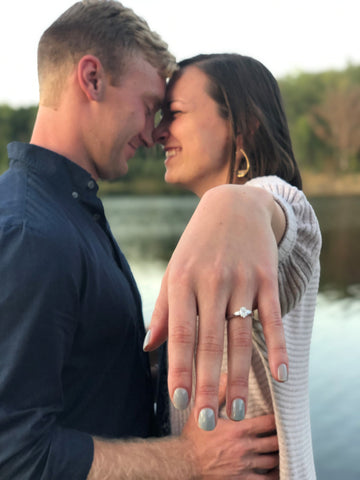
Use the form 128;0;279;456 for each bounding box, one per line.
154;54;321;479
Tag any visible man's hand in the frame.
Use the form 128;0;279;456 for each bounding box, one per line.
144;185;288;430
182;411;279;479
88;412;278;480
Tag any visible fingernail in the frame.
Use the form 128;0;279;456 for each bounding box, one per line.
143;330;151;351
198;408;216;431
278;363;288;382
230;398;245;421
173;388;189;410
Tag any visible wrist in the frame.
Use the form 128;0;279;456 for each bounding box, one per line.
88;436;198;480
204;183;285;244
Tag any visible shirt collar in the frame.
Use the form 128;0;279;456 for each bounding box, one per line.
7;141;100;202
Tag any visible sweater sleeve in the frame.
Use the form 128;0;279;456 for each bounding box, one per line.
245;176;321;479
246;176;322;315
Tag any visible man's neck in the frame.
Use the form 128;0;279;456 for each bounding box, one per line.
30;104;97;180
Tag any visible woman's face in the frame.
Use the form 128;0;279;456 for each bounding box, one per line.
154;66;232;196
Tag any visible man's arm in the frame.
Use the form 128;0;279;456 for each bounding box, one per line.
0;225;93;479
145;184;288;429
87;413;279;479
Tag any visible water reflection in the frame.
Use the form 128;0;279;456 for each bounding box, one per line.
103;194;360;299
102;193;360;480
103;195;197;263
311;196;360;298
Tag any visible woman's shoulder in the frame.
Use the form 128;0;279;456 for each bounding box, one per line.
247;175;302;199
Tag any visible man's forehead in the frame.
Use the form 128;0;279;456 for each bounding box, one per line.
143;86;165;108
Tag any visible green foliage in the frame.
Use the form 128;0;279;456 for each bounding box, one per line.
279;64;360;173
0;64;359;191
0;105;37;173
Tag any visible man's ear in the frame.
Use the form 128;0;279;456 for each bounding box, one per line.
77;55;105;101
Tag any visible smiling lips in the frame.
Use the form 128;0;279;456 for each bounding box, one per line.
127;142;138;159
165;148;180;160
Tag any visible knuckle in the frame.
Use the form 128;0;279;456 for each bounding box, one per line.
168;262;193;287
169;365;190;379
272;344;288;355
196;383;218;398
233;442;253;468
228;376;249;391
244;437;257;455
257;263;277;283
264;313;283;329
197;334;223;354
204;259;236;292
213;262;232;284
201;268;225;294
234;266;249;284
230;328;252;349
169;324;193;345
259;309;283;334
269;437;279;451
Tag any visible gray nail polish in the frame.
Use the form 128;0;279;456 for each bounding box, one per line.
198;408;216;431
173;388;189;410
278;363;288;382
230;398;245;421
143;330;151;351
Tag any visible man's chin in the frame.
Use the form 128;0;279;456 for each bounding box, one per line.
99;163;129;182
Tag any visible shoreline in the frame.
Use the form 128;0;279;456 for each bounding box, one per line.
99;172;360;197
302;172;360;197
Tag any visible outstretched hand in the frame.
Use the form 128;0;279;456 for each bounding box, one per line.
144;185;288;430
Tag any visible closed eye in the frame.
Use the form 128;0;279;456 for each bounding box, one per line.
169;110;182;117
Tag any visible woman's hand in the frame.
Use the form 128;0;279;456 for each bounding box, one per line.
145;184;288;431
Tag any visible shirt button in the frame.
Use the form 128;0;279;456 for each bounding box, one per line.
87;180;95;190
93;213;101;221
72;191;79;199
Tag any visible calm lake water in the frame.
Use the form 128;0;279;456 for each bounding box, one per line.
102;194;360;480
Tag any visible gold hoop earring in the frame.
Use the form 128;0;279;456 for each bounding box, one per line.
236;149;250;178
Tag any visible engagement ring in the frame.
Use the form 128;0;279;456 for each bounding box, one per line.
226;306;253;320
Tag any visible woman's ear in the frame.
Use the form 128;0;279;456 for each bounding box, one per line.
77;55;105;101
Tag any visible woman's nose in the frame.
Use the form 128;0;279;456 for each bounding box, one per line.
153;119;169;144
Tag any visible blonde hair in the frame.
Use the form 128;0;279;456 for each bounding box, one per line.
38;0;177;105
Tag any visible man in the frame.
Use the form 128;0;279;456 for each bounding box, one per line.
0;1;285;478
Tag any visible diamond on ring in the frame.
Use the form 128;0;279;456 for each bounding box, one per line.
226;306;253;320
237;307;252;318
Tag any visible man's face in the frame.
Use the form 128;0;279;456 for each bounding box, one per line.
86;56;165;181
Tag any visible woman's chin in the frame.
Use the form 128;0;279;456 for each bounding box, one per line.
164;172;198;194
165;172;181;186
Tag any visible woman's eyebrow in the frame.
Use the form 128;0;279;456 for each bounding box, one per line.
167;99;187;106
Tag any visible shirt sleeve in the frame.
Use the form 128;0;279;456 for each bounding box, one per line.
0;223;93;479
246;175;322;315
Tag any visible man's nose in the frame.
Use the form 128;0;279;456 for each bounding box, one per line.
140;119;156;148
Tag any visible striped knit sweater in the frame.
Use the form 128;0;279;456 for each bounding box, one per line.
170;176;322;479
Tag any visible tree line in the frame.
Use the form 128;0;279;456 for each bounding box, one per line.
0;64;359;190
279;64;360;174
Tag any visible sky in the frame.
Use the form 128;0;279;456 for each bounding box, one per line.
1;0;359;107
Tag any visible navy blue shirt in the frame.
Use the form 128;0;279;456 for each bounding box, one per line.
0;143;156;479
